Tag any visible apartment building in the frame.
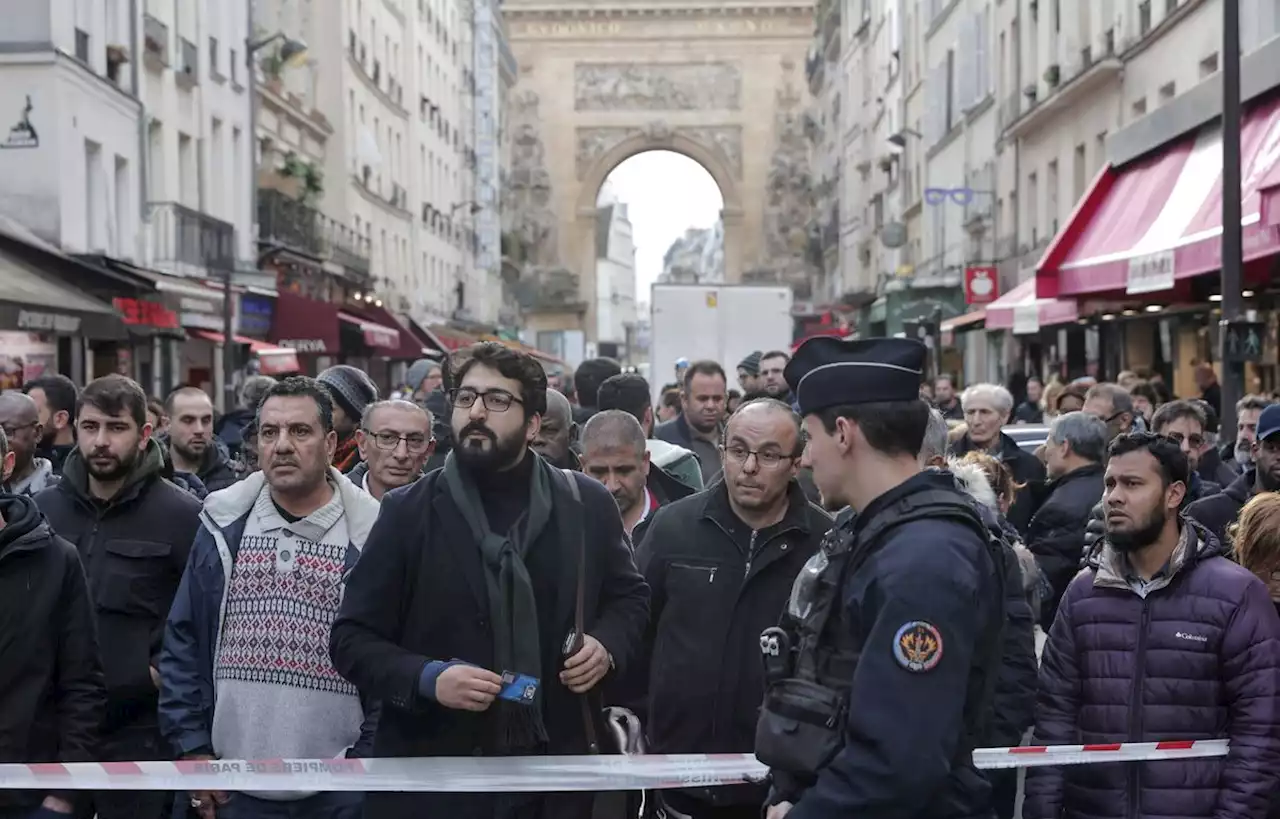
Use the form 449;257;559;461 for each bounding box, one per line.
594;180;638;361
0;0;145;260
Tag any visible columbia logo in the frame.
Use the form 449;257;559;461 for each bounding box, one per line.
1176;631;1208;643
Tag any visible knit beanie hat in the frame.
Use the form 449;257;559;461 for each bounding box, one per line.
317;365;379;423
738;350;763;376
405;357;440;392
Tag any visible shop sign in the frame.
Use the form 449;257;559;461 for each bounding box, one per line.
1012;303;1041;335
179;295;222;331
1126;250;1176;295
114;297;180;329
277;338;328;353
17;309;80;334
963;266;999;305
238;295;274;336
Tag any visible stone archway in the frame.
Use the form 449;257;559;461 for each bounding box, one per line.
502;1;814;342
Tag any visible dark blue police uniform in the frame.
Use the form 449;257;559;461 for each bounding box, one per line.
756;337;1005;819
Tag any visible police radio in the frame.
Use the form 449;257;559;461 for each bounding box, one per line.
760;627;792;684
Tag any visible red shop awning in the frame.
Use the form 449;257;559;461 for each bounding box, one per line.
344;303;437;359
269;291;340;354
189;329;301;375
986;278;1079;334
1038;91;1280;299
339;310;401;351
430;325;480;351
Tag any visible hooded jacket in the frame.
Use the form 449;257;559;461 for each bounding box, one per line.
947;459;1039;750
950;430;1047;532
158;433;239;495
646;438;704;492
1025;518;1280;819
1185;469;1257;549
0;494;105;812
158;467;383;761
34;439;202;734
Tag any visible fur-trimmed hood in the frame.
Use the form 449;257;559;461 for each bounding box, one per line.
945;458;1042;595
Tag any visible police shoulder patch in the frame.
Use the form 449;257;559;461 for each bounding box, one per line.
893;620;943;673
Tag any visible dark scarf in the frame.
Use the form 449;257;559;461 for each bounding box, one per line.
443;450;555;753
332;433;361;473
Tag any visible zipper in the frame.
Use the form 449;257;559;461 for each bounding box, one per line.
743;530;759;587
1127;598;1151;819
671;562;716;583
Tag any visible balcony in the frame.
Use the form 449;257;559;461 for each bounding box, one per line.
258;188;371;279
147;202;236;276
1003;33;1121;139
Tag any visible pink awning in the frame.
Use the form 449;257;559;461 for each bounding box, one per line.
339;311;400;350
986;278;1079;334
1038;91;1280;297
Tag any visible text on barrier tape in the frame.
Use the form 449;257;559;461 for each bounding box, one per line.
0;741;1229;792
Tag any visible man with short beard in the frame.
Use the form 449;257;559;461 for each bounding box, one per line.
655;360;728;484
1226;395;1274;473
162;387;238;492
34;375;202;819
330;342;649;819
579;409;684;537
1188;403;1280;546
757;350;792;401
24;374;79;475
1027;432;1280;819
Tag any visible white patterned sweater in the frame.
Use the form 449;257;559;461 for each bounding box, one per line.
208;475;373;799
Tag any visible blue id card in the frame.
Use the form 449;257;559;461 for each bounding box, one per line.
499;671;539;704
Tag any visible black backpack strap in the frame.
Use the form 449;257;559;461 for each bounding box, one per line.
556;468;601;755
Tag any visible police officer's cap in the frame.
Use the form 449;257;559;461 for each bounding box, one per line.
784;336;927;415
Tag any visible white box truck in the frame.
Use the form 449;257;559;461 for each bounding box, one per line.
649;283;794;400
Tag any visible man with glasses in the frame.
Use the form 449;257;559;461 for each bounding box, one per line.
1150;400;1221;503
1083;383;1138;442
632;398;830;819
0;391;57;495
330;342;648;819
352;400;435;500
1187;403;1280;546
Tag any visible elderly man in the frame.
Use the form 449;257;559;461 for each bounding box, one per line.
950;383;1046;531
637;398;829;819
1026;412;1108;629
0;391;58;495
353;400;435;500
532;388;580;470
1227;395;1274;473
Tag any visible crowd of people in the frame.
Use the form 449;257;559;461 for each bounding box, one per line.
2;342;1280;819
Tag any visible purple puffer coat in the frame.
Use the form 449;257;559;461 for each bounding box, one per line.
1024;517;1280;819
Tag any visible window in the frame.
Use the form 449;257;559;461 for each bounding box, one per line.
1132;96;1148;117
1027;171;1039;245
1159;81;1176;103
85;140;103;252
1199;53;1219;78
1139;1;1152;36
1047;160;1059;235
1074;143;1087;201
114;156;128;257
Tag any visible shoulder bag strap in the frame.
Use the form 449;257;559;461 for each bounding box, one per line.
561;469;601;754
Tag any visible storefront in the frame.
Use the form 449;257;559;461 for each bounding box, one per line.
268;290;341;375
1037;89;1280;394
111;294;186;395
0;236;128;384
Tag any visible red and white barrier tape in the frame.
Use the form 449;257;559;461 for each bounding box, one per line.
0;740;1229;792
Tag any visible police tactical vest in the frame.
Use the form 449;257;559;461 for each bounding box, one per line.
756;486;1007;779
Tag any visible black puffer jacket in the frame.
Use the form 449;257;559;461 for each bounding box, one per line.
1025;463;1105;630
0;494;105;812
950;431;1047;533
1185;469;1257;549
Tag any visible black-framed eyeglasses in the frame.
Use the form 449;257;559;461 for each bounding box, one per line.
1164;432;1205;449
364;430;432;453
721;444;797;469
1;421;37;439
449;388;523;413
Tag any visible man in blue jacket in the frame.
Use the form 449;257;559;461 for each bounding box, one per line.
158;377;380;819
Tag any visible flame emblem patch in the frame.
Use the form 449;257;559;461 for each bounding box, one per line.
893;620;943;673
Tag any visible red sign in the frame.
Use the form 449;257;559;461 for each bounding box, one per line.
113;297;180;329
964;266;1000;305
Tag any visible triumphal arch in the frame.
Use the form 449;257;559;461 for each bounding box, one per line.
501;0;816;340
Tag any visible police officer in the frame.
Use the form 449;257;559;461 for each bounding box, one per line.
756;337;1006;819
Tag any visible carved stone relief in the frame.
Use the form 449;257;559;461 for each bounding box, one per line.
760;78;814;281
501;90;559;269
573;62;742;111
574;125;743;180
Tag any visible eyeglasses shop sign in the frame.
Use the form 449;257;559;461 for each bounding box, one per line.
17;310;80;333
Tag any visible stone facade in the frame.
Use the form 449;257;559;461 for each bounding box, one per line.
501;0;815;341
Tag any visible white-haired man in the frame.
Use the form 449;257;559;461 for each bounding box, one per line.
949;383;1046;532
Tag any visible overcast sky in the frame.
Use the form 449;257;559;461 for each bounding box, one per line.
598;151;724;303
